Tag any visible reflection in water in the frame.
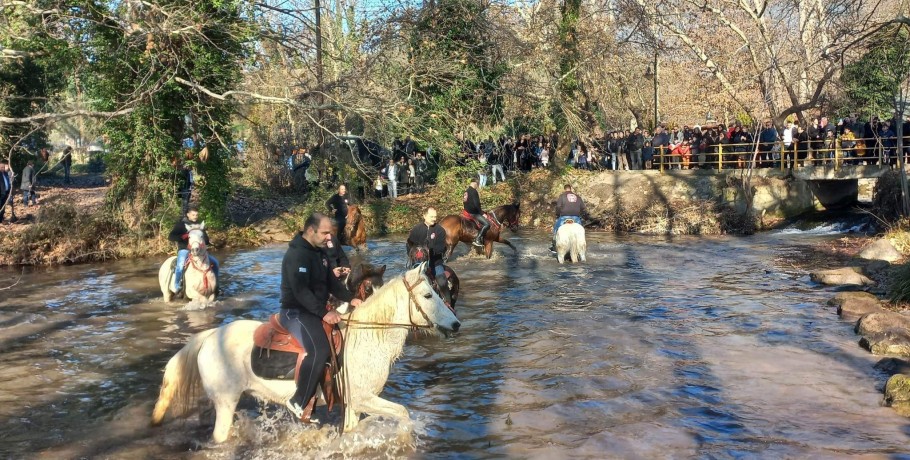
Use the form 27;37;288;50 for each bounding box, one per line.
0;233;908;458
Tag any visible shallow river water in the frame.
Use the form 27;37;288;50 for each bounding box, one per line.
1;231;909;459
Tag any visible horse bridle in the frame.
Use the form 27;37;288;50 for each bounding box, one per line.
342;273;445;330
494;208;520;231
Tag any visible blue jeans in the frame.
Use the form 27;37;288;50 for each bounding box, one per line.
22;189;37;206
553;215;582;237
174;249;220;291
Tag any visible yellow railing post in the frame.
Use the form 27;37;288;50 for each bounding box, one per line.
780;141;785;172
835;135;841;171
659;146;664;173
718;143;723;170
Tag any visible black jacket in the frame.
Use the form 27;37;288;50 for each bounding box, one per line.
408;223;447;265
168;217;210;251
463;187;482;214
325;193;350;220
280;233;354;318
556;191;586;217
322;233;350;269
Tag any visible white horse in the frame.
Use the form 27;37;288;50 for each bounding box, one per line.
158;225;218;303
150;264;460;443
555;220;586;264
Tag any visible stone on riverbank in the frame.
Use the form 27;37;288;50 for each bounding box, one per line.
875;358;910;376
884;374;910;417
827;291;885;319
859;330;910;356
810;267;875;286
855;311;910;336
859;238;903;263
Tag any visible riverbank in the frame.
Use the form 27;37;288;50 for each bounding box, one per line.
0;167;894;266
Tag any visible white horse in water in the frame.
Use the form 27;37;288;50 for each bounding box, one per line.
158;225;218;303
150;264;460;443
555;220;586;264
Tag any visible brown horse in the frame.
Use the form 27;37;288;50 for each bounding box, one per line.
344;205;367;249
439;203;520;260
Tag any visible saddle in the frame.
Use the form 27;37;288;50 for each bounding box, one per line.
460;210;498;230
251;312;344;421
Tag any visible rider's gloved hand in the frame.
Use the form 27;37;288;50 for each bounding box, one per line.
181;233;189;240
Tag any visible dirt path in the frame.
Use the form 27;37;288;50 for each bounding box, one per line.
0;173;108;231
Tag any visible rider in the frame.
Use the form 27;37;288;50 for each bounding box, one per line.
463;178;489;247
407;206;452;306
325;184;351;245
167;205;220;294
323;222;351;273
550;184;586;252
281;213;362;420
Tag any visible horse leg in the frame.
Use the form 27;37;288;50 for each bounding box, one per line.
498;237;517;252
484;241;493;259
210;391;241;443
357;394;410;423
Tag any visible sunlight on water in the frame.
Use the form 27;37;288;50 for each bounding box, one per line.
0;232;908;458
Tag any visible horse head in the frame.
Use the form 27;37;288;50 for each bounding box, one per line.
496;202;521;231
401;263;460;336
187;228;207;259
346;263;386;300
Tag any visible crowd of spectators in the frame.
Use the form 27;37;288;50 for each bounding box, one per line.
449;114;910;178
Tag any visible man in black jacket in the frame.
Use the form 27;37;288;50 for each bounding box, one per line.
463;179;489;247
407;207;451;305
281;213;362;420
550;184;586;252
0;162;11;223
167;206;219;293
325;184;351;244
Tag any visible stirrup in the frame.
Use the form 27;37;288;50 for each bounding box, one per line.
472;240;483;247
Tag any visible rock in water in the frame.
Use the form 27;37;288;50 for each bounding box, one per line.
884;374;910;417
875;357;910;376
855;311;910;336
810;267;875;286
827;292;885;319
859;238;903;263
859;330;910;357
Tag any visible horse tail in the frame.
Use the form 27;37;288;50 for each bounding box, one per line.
151;328;217;425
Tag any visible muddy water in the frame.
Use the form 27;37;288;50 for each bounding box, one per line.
1;232;908;459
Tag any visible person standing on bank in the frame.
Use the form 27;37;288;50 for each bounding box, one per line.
61;146;73;184
407;206;452;306
281;213;362;420
463;178;489;247
21;160;38;207
550;184;586;252
325;184;351;245
0;162;12;223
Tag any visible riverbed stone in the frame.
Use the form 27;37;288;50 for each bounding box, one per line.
810;267;875;286
875;358;910;376
859;238;903;263
859;330;910;357
884;374;910;417
826;292;886;319
855;311;910;336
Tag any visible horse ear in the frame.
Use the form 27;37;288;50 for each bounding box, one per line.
379;264;386;275
200;221;206;230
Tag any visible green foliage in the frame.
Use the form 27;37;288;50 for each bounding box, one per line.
841;26;910;117
0;3;75;155
889;262;910;303
403;0;507;160
86;0;249;228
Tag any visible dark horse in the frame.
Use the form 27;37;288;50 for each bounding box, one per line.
402;246;461;309
439;203;520;260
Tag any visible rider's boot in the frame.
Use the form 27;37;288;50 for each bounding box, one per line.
435;273;453;307
549;239;556;253
472;231;484;247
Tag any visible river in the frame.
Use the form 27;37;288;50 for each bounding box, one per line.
1;230;908;459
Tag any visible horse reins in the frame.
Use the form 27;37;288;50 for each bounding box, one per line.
187;241;214;294
342;274;437;330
